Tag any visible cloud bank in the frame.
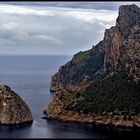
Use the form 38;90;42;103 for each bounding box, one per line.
0;2;138;55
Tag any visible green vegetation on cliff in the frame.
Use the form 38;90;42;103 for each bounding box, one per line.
61;72;140;116
67;46;104;83
49;4;140;122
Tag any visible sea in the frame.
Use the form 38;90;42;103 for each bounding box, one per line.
0;55;138;138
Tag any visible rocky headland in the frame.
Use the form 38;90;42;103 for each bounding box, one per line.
44;4;140;128
0;85;33;125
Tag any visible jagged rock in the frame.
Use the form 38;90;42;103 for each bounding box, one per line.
0;85;33;125
103;4;140;78
45;4;140;128
116;4;140;37
50;4;140;93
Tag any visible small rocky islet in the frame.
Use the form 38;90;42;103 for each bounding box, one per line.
0;85;33;125
44;4;140;128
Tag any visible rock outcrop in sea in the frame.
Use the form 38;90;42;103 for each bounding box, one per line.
0;85;33;125
44;4;140;128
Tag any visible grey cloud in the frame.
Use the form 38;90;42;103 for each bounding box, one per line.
0;2;138;55
1;2;140;11
0;4;117;55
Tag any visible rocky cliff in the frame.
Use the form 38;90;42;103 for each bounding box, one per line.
45;4;140;128
103;4;140;78
50;4;140;93
45;95;140;128
0;85;33;125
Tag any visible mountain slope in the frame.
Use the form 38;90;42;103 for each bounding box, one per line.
44;4;140;128
50;4;140;93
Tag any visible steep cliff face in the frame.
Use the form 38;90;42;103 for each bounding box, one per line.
0;85;33;125
45;4;140;127
118;25;140;79
103;4;140;76
50;46;105;92
50;4;140;93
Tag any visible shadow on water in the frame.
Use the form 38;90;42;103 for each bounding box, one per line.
44;118;140;139
44;119;108;139
0;121;33;138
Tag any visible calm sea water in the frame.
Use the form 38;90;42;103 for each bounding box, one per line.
0;55;137;138
0;55;100;138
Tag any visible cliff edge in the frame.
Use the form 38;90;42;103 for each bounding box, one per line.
44;4;140;128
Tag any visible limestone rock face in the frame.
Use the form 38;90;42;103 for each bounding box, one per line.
44;91;140;128
118;25;140;79
45;4;140;128
103;4;140;77
50;4;140;93
0;85;33;125
116;4;140;37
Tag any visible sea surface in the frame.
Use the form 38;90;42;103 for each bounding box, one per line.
0;55;137;138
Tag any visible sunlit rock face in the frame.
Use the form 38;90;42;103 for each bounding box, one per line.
45;4;140;128
0;85;33;125
103;4;140;79
50;4;140;93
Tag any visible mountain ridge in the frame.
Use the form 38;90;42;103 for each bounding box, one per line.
44;4;140;128
50;4;140;93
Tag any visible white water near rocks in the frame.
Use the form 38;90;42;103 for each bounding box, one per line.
0;55;109;138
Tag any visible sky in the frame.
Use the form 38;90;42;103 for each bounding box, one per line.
0;1;139;55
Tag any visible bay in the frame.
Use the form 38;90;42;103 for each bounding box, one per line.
0;55;106;138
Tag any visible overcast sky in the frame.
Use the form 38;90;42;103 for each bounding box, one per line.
0;2;139;55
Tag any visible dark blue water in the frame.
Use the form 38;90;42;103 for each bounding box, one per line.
0;55;106;138
0;55;136;138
